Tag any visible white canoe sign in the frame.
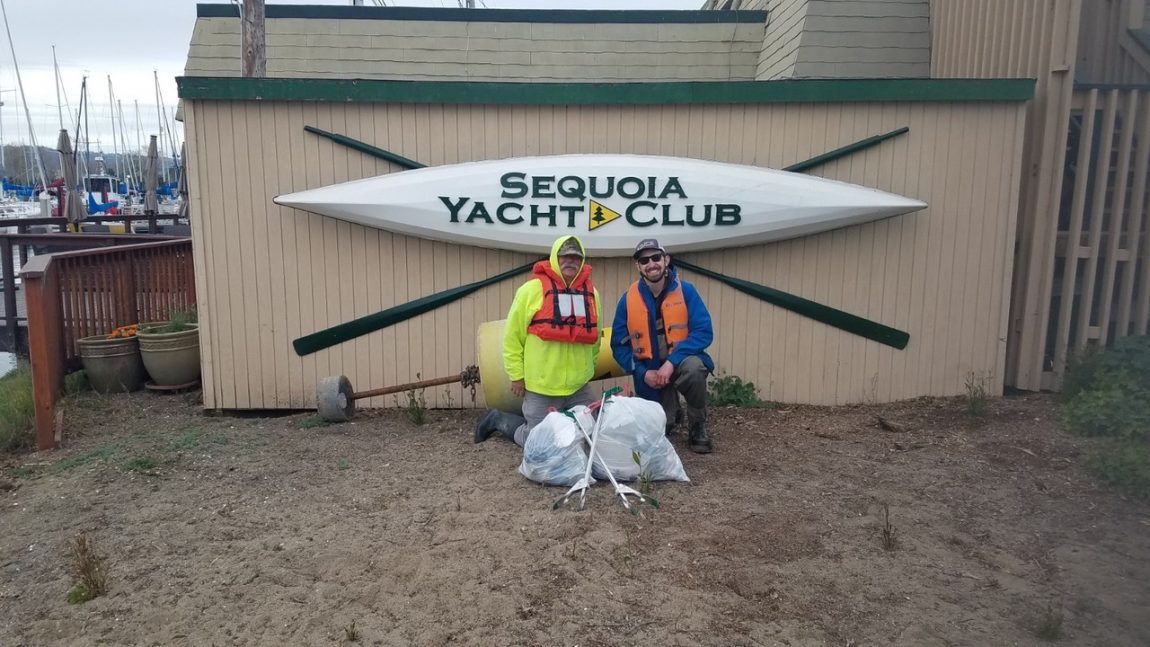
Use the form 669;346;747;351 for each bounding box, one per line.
273;154;927;257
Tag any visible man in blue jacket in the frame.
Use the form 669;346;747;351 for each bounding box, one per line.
611;239;715;453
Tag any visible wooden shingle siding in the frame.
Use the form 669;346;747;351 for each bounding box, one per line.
755;0;930;80
793;1;930;78
757;0;808;79
185;98;1026;409
185;16;766;82
1076;0;1150;85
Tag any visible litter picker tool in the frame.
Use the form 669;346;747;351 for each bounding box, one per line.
570;397;660;514
551;389;610;511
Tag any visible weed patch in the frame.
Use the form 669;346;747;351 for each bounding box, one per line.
343;619;361;642
297;416;331;430
338;458;351;471
964;371;992;418
1035;601;1064;641
0;366;34;453
880;503;898;551
395;377;428;425
52;445;118;472
66;534;108;604
708;374;771;408
124;456;159;473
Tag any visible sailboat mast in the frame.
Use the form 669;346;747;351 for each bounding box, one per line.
134;99;143;189
118;100;135;188
79;76;89;183
107;76;118;183
154;70;166;183
155;78;179;174
53;45;63;130
0;0;48;190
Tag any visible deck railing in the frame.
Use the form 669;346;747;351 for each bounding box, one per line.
22;239;195;449
1;233;180;353
1039;87;1150;387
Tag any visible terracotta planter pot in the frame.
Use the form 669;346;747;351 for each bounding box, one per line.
138;323;201;386
77;335;146;393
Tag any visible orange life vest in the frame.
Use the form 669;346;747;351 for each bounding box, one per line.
527;260;599;345
626;281;689;360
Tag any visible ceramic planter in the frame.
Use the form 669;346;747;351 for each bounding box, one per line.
137;323;201;386
77;335;146;393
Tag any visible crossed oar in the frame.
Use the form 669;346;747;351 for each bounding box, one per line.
291;126;912;357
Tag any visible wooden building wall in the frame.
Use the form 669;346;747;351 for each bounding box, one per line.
1076;0;1150;85
185;98;1027;410
931;0;1084;390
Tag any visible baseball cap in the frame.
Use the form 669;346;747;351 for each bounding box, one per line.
632;238;666;259
557;238;584;257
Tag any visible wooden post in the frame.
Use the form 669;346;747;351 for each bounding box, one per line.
16;223;27;268
241;0;266;78
23;266;64;450
1;236;16;351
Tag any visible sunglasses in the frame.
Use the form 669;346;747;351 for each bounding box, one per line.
636;253;664;265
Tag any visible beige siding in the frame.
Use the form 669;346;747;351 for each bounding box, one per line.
757;0;809;79
185;16;764;82
932;0;1084;391
756;0;930;80
792;1;931;78
186;99;1026;409
1076;0;1150;85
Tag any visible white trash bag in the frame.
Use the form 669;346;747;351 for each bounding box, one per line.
518;409;593;487
592;396;689;483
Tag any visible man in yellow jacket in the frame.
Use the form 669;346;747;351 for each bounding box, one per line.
475;235;602;446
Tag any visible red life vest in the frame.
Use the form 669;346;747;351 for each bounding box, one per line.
625;281;689;360
527;260;599;345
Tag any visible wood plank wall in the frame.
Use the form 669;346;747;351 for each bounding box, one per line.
931;0;1084;390
185;99;1026;409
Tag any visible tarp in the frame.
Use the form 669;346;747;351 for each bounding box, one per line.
56;129;87;224
144;135;159;214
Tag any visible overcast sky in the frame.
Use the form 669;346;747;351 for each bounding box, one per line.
0;0;704;158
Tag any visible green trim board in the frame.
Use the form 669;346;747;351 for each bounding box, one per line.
178;77;1035;105
197;3;767;23
674;259;910;350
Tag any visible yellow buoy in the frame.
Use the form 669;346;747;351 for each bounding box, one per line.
477;319;626;414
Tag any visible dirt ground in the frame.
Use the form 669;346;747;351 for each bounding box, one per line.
1;391;1148;647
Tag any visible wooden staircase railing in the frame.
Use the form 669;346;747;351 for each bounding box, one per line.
21;239;195;450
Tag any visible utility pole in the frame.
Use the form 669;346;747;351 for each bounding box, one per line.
241;0;266;78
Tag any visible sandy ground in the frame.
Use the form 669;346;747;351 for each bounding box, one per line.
1;391;1148;646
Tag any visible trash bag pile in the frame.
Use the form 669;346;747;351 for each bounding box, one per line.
517;409;593;487
518;396;689;486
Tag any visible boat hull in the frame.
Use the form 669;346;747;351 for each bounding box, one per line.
274;154;927;256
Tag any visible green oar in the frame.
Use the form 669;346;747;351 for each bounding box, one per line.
674;258;909;349
293;261;535;356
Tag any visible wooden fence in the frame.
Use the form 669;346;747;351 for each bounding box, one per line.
2;233;181;353
1042;86;1150;386
22;239;196;450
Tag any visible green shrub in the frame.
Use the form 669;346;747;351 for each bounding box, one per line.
1060;337;1150;499
707;374;769;407
143;308;198;334
1085;440;1150;499
0;366;34;453
1062;336;1150;402
1060;371;1150;441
